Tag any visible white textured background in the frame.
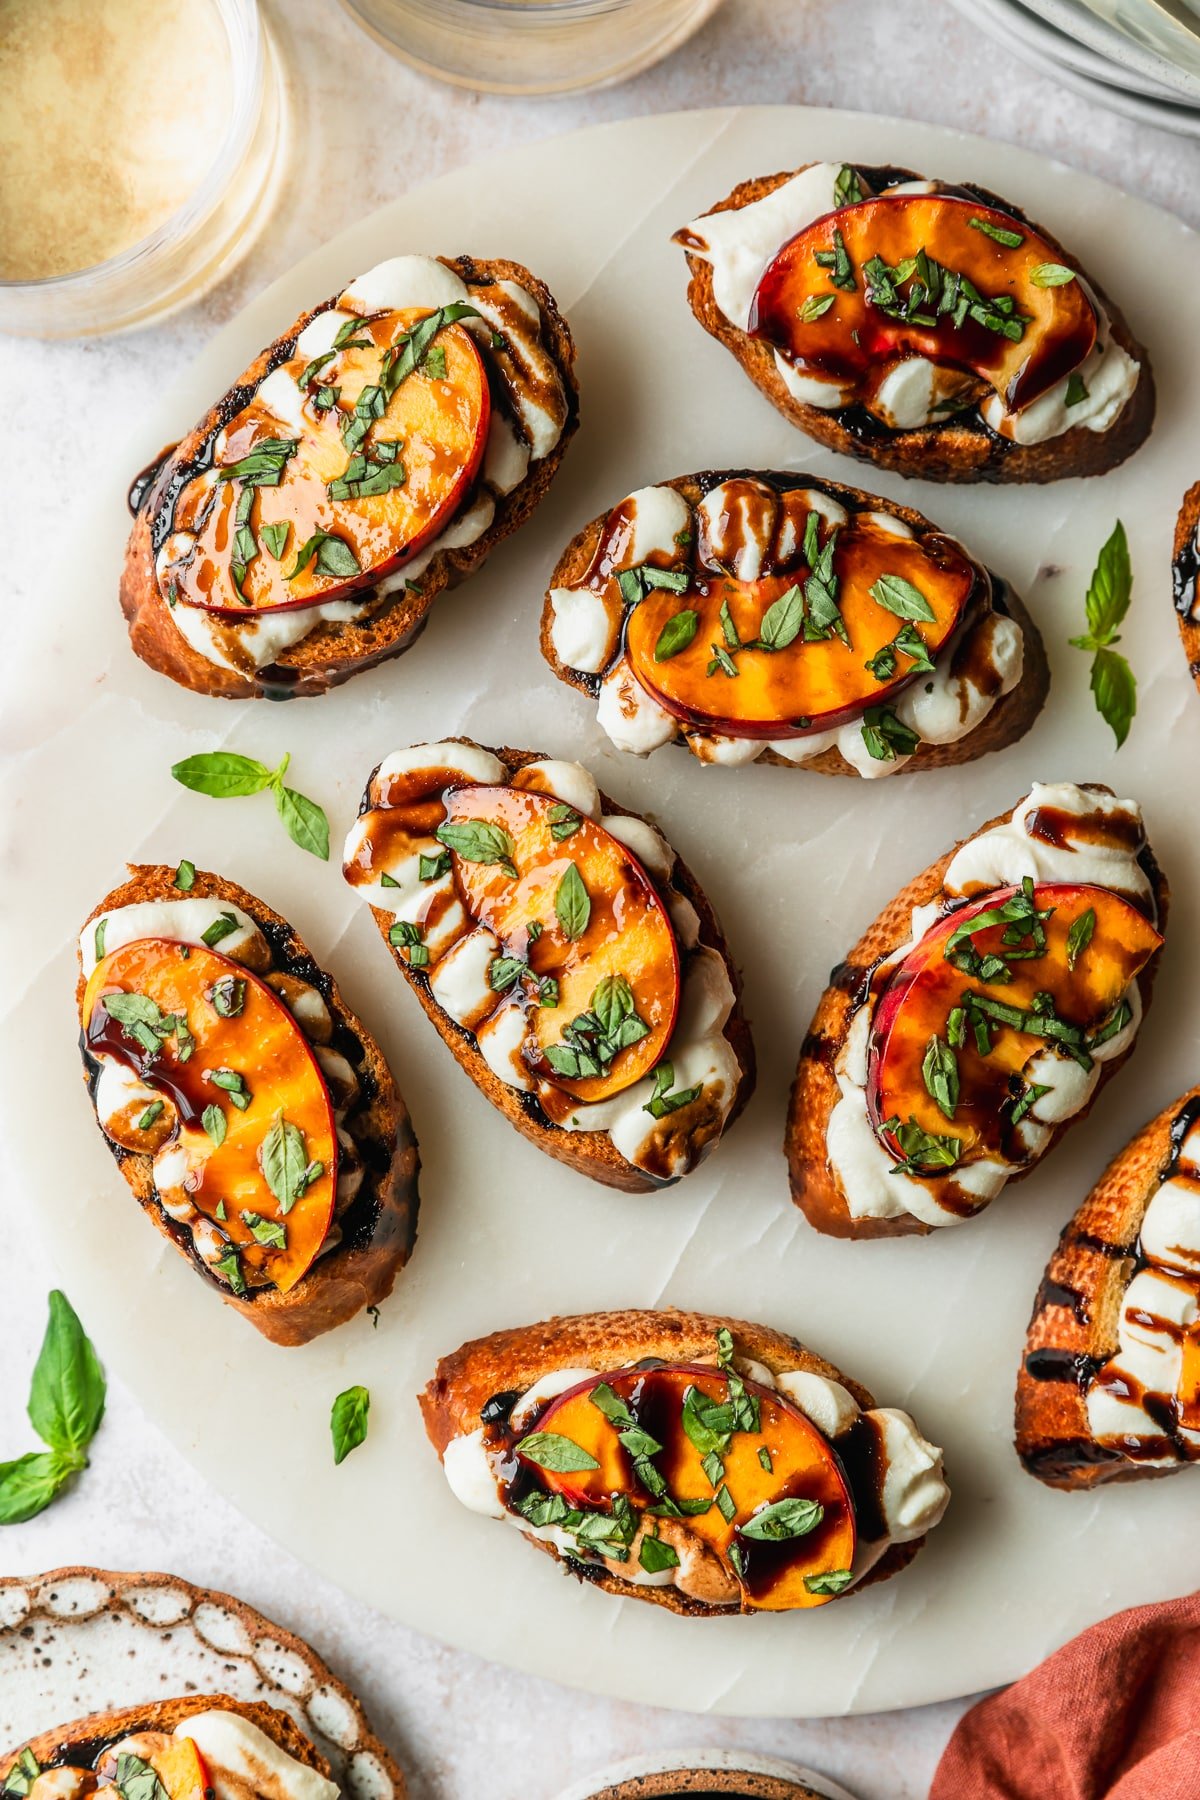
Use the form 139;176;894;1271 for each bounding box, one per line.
2;1;1198;1794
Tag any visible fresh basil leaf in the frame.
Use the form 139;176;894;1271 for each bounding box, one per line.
547;803;581;842
202;911;239;947
515;1431;600;1473
1065;371;1089;408
715;1484;737;1523
1066;907;1096;971
0;1451;72;1526
286;530;361;582
422;344;447;380
216;438;298;487
435;819;517;876
202;1103;226;1147
555;862;591;941
489;956;527;993
419;850;451;881
881;1113;963;1174
1091;645;1137;748
593;973;634;1037
210;976;246;1018
638;1533;680;1574
1031;262;1076;286
261;521;290;560
171;752;274;798
968;216;1024;247
93;918;107;961
644;1061;702;1119
213;1248;245;1294
274;784;330;860
331;1385;370;1465
833;164;864;206
589;1381;636;1429
261;1112;311;1214
2;1750;41;1797
136;1101;164;1130
380;303;480;397
797;293;836;322
860;707;919;762
654;610;699;662
869;573;936;622
242;1210;287;1249
25;1290;105;1462
757;584;805;651
740;1496;825;1542
758;1446;773;1473
921;1034;960;1121
174;859;196;891
1082;520;1132;646
113;1753;169;1800
804;1567;855;1595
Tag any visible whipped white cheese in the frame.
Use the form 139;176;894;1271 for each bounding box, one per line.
442;1354;949;1604
343;744;743;1181
172;1713;339;1800
681;162;1139;442
827;782;1154;1228
1086;1107;1200;1461
156;254;568;677
549;478;1024;774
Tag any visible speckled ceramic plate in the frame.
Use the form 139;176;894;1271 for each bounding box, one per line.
0;1566;407;1799
556;1753;861;1800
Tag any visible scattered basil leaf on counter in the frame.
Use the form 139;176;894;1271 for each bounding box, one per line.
804;1568;854;1595
171;749;331;860
0;1292;106;1526
261;521;290;561
868;573;936;623
515;1431;601;1474
435;819;517;876
741;1497;825;1542
968;216;1024;248
174;859;196;891
797;293;836;323
1066;907;1096;971
202;1103;227;1147
922;1034;960;1122
1031;262;1076;286
653;609;699;662
93;918;107;961
1069;521;1136;747
554;862;591;941
638;1533;680;1574
1065;371;1089;408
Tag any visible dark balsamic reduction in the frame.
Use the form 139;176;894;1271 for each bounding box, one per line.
1021;1438;1122;1481
127;447;175;516
1173;531;1199;620
1023;1347;1102;1386
1034;1276;1091;1327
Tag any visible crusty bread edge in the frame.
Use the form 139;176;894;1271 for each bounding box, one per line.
361;743;756;1195
678;166;1156;485
120;256;579;701
77;865;420;1346
784;795;1170;1239
1015;1084;1200;1490
537;469;1050;775
419;1307;926;1616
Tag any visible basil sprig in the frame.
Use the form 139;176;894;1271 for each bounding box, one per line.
171;749;330;861
0;1292;106;1525
331;1385;370;1465
262;1110;323;1213
1069;520;1136;747
435;818;517;877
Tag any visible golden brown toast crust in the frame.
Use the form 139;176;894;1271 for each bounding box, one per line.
679;166;1155;485
1015;1086;1200;1490
120;256;578;701
538;469;1050;774
1172;481;1200;694
784;795;1169;1239
4;1695;329;1779
77;864;419;1345
419;1307;924;1615
359;743;756;1195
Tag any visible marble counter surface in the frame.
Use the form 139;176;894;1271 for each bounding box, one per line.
2;0;1197;1792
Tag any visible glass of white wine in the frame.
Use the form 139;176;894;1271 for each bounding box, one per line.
339;0;725;94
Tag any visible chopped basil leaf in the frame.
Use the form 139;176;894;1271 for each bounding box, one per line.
261;1111;318;1213
260;520;289;561
554;861;591;940
213;1247;245;1295
547;802;582;842
216;438;298;487
1031;262;1076;286
833;165;863;207
740;1496;824;1541
93;917;107;961
615;563;690;607
285;530;361;582
968;216;1024;248
921;1034;960;1121
544;975;648;1080
1065;371;1089;408
242;1210;287;1250
201;1103;226;1147
1066;907;1096;970
715;1484;737;1523
654;609;699;662
136;1100;164;1131
418;850;452;881
638;1532;680;1574
644;1060;703;1119
880;1114;963;1174
869;573;936;622
422;344;448;380
860;707;919;762
435;818;517;876
797;293;836;322
757;583;806;651
515;1431;600;1473
804;1567;854;1595
201;910;239;947
174;858;196;891
758;1446;773;1473
210;975;246;1018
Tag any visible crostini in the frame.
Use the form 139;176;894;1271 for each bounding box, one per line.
342;740;754;1191
541;469;1047;771
2;1696;339;1800
1017;1086;1200;1489
78;864;418;1345
675;161;1153;483
786;782;1166;1238
122;254;577;700
420;1308;949;1615
1172;481;1200;695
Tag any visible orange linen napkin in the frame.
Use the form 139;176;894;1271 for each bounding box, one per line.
930;1591;1200;1799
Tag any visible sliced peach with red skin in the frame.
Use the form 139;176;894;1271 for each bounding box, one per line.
439;782;680;1103
83;938;338;1292
626;515;977;739
749;193;1096;413
171;307;490;616
865;882;1162;1166
148;1739;211;1800
525;1364;856;1610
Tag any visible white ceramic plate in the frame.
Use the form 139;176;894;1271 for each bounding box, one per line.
0;1567;406;1795
4;106;1200;1719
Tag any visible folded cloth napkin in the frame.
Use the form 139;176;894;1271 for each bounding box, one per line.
930;1591;1200;1799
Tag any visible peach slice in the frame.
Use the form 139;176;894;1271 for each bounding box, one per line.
625;514;976;738
83;938;338;1292
438;782;681;1103
865;882;1162;1170
524;1363;857;1610
169;307;489;615
148;1740;211;1800
749;193;1096;414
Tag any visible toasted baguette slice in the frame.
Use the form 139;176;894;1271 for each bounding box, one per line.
786;784;1168;1239
344;741;754;1194
78;864;418;1345
1016;1086;1200;1490
539;468;1049;774
3;1695;331;1791
1172;480;1200;693
677;163;1154;484
122;254;578;700
420;1308;943;1616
